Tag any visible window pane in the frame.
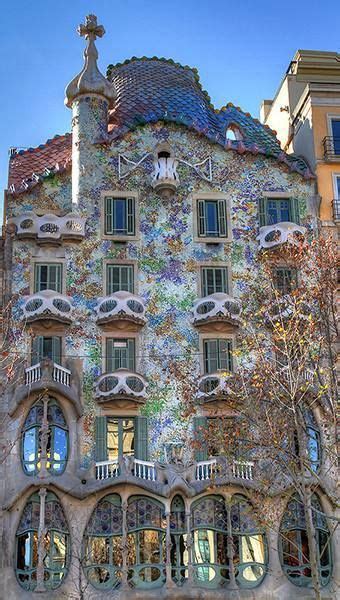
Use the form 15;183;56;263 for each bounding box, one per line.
205;201;218;236
336;177;340;199
52;428;67;472
107;419;119;461
106;338;135;372
23;429;38;472
35;264;62;293
114;199;126;234
267;199;291;224
331;120;340;154
107;265;134;294
122;419;134;456
204;340;218;373
202;268;228;296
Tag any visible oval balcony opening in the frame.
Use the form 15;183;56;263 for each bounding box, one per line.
95;291;146;330
95;369;147;404
193;293;241;329
21;290;73;328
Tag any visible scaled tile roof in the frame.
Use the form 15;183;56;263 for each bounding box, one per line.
8;58;313;195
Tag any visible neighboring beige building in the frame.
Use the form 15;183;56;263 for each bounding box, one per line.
261;50;340;229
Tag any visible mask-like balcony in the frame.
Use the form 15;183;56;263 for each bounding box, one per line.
10;212;86;244
95;369;147;404
197;372;233;402
21;290;73;327
257;222;306;249
192;293;241;328
265;294;311;325
94;291;146;329
151;157;179;196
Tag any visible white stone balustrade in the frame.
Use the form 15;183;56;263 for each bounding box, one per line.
232;460;254;480
95;369;147;401
10;212;86;242
22;290;73;323
95;291;146;326
197;372;233;400
193;293;241;326
133;458;157;481
257;221;306;249
25;362;71;387
151;157;179;194
96;459;120;480
196;458;217;481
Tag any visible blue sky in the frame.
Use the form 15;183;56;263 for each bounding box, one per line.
1;0;339;215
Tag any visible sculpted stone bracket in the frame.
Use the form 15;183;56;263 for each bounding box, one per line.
10;212;86;243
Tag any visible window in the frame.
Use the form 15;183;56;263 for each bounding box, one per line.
107;418;135;460
34;263;62;293
83;494;123;590
201;266;228;296
104;197;135;237
106;264;134;294
170;496;188;586
335;175;340;199
279;493;331;587
197;198;228;239
258;197;300;226
127;496;166;588
16;492;69;591
203;339;233;373
22;398;68;475
331;119;340;154
274;268;297;295
106;338;135;372
32;336;62;365
226;125;242;141
304;409;321;474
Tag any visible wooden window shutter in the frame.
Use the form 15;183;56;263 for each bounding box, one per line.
32;336;43;365
95;416;108;462
127;198;135;236
105;197;113;234
197;200;206;236
217;199;227;237
193;416;208;461
258;197;267;227
52;337;62;365
135;416;148;460
290;198;300;225
127;339;135;371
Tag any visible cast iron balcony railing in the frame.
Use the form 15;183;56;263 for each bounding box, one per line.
95;369;148;402
10;212;86;243
192;293;242;327
332;198;340;221
151;156;179;195
22;290;73;325
257;222;306;249
323;136;340;160
94;291;146;328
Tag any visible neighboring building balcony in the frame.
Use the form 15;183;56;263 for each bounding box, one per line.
332;198;340;221
151;156;179;195
257;222;306;249
94;291;146;329
192;293;241;328
323;136;340;161
197;372;233;402
95;369;148;403
21;290;73;326
10;212;86;243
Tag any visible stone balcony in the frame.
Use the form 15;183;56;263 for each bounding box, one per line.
10;212;86;244
197;371;233;403
151;156;179;196
192;293;242;330
21;290;73;327
94;291;146;330
95;369;148;404
257;221;306;249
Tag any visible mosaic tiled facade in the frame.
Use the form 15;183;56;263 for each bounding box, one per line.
1;14;338;600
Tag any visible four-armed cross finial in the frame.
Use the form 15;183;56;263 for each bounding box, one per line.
77;14;105;41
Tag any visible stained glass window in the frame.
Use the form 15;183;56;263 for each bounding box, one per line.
170;496;188;585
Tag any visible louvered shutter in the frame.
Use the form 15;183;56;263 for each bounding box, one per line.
193;416;208;461
32;336;44;365
127;339;135;371
198;200;206;236
135;416;148;460
290;198;300;225
258;198;267;227
95;416;108;462
52;337;62;365
127;198;135;235
105;197;113;234
217;199;227;237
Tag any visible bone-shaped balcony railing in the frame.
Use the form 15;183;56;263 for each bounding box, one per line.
94;291;146;326
192;293;242;326
22;290;73;323
95;369;148;401
10;212;86;242
197;372;233;400
257;221;306;249
151;157;179;193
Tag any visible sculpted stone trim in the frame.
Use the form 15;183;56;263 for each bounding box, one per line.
22;289;73;325
257;221;307;249
95;291;146;328
10;211;86;242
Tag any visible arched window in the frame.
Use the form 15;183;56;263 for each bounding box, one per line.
16;492;69;591
127;496;166;588
304;409;321;473
231;495;267;587
22;398;68;475
191;495;229;587
170;495;188;585
279;493;332;586
226;125;243;142
83;494;123;590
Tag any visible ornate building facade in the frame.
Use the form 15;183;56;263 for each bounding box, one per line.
1;15;338;600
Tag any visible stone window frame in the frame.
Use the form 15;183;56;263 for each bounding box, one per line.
101;330;141;374
195;260;232;298
192;192;232;244
199;332;236;375
30;330;67;368
29;257;67;295
101;190;140;242
103;258;139;296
